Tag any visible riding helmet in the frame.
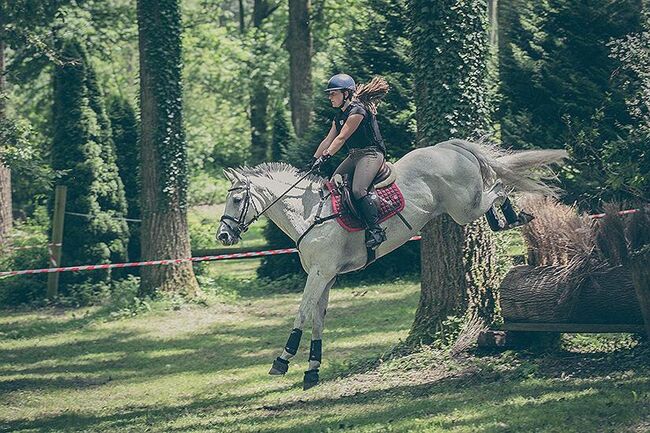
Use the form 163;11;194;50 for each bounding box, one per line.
324;73;356;93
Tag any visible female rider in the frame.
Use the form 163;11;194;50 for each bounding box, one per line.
309;73;388;250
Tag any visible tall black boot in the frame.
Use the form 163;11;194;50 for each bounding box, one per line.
358;193;386;250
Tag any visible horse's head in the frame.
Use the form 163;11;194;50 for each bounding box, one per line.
216;168;260;246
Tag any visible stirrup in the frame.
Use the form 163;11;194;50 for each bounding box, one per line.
365;227;386;249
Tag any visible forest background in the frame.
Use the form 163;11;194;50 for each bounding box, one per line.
0;0;648;305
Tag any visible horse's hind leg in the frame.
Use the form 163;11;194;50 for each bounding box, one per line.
269;269;335;376
303;278;335;390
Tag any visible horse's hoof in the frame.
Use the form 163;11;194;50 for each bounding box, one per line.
269;357;289;375
303;369;319;390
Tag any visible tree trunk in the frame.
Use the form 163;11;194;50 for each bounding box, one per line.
407;0;498;345
0;34;12;246
137;0;199;296
411;216;498;343
238;0;245;34
499;265;643;324
488;0;498;47
249;0;274;164
287;0;313;138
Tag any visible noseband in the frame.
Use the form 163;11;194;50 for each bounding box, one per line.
219;177;260;240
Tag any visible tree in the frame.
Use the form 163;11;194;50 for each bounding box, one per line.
407;0;498;345
497;0;643;206
108;95;141;267
137;0;199;296
0;0;74;245
270;104;293;161
51;37;129;289
287;0;313;138
0;30;10;246
249;0;281;164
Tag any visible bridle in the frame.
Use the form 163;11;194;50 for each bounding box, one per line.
219;169;317;241
219;177;260;240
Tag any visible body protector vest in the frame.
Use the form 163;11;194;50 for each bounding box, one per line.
333;102;386;154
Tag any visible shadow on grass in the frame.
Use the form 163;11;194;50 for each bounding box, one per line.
0;287;417;397
2;278;648;433
3;361;646;433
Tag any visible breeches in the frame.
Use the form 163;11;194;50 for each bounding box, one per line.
333;148;385;200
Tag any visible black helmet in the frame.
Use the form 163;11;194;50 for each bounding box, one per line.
324;73;356;93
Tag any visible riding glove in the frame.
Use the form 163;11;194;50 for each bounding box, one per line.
311;154;330;172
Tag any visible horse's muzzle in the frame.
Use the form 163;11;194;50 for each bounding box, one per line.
216;224;238;246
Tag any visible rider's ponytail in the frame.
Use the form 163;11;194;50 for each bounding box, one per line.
354;76;389;115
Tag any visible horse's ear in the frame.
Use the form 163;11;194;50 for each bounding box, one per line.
231;169;245;182
223;168;236;182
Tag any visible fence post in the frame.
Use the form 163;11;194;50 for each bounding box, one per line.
47;185;67;298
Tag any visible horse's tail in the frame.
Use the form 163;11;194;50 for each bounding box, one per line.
443;139;568;197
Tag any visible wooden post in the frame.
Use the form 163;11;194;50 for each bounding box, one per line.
47;185;67;298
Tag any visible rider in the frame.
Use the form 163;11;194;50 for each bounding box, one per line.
308;73;388;250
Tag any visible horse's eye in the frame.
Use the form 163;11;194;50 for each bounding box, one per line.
233;196;242;203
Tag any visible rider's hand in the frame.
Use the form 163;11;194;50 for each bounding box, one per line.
311;154;331;172
304;157;318;172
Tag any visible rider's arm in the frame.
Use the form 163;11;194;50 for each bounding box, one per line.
323;114;363;157
313;121;338;158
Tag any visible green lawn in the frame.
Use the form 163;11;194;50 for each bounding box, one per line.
1;269;648;432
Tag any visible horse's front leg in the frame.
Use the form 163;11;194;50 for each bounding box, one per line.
303;277;335;390
268;269;335;376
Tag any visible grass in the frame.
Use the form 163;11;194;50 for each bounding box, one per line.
1;263;649;432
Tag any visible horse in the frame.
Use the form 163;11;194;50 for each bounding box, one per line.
216;139;566;390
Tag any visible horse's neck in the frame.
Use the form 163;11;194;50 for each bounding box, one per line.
252;176;322;242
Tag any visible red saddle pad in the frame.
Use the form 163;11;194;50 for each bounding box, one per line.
325;181;406;232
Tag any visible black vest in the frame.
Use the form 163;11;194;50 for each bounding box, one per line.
333;102;386;154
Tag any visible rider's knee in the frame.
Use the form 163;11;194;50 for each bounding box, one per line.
352;186;368;200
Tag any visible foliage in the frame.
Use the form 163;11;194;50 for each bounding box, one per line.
138;0;189;210
0;208;50;305
107;95;140;267
408;0;492;142
51;37;129;292
606;9;650;202
187;173;230;206
270;104;293;161
330;0;416;159
182;2;252;172
497;0;645;206
0;116;54;215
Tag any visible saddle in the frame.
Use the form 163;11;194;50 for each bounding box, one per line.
326;162;405;232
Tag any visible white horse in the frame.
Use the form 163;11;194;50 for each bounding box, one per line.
217;139;566;390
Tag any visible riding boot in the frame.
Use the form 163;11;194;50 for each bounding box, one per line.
357;193;386;250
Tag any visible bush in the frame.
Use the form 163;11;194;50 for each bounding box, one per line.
0;210;50;306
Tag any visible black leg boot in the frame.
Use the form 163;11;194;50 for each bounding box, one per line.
358;193;386;250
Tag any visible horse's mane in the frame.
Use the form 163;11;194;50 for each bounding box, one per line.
236;162;325;186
